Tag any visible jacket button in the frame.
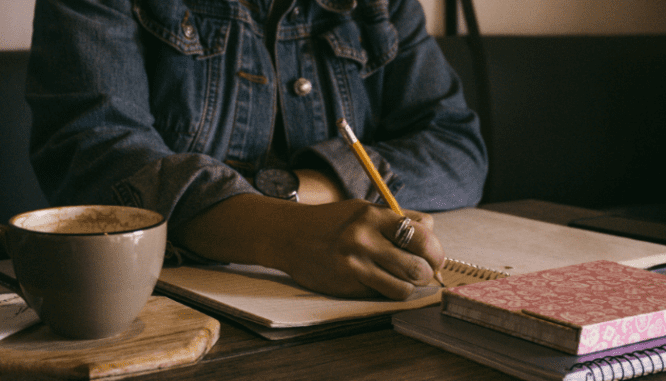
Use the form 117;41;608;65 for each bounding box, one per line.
183;24;196;40
293;78;312;96
289;7;300;22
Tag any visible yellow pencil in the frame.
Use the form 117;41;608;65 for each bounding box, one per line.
336;118;404;217
336;118;445;287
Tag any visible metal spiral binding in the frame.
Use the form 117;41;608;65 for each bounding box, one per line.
441;258;510;279
571;345;666;380
438;258;510;287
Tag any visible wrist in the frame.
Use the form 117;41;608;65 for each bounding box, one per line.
170;193;302;272
254;168;300;202
293;169;345;205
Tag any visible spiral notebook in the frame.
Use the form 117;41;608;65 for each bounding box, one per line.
394;306;666;381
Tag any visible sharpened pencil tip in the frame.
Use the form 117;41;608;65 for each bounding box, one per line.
434;271;445;287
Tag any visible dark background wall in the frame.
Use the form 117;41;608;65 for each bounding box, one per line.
0;52;49;223
440;35;666;208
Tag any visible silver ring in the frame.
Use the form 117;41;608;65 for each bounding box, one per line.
394;217;415;249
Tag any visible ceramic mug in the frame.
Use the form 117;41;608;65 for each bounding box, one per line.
0;205;166;339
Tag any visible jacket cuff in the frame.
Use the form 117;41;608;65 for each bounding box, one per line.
112;154;261;265
111;153;260;233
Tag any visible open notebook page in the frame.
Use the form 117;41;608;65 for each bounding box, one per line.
432;208;666;277
157;264;440;328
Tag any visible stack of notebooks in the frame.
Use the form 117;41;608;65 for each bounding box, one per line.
394;259;666;381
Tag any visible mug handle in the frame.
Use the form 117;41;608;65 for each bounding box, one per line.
0;224;22;296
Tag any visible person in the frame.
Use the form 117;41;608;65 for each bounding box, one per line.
26;0;487;300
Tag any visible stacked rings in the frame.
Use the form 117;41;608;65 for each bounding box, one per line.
394;217;415;249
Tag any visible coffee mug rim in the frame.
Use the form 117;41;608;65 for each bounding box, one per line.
8;205;166;236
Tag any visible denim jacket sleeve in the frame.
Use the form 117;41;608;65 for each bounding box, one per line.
296;0;488;211
26;0;260;234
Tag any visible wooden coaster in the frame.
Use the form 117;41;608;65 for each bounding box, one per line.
0;296;220;380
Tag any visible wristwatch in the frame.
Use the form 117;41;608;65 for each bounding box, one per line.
254;168;300;202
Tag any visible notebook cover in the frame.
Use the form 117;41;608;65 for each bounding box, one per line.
442;260;666;355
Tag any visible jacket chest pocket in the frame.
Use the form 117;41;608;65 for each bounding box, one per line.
320;16;398;78
316;16;398;139
133;0;239;155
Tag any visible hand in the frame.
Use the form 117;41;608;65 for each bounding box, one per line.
272;199;445;300
172;194;445;300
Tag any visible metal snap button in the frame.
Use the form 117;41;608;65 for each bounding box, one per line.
183;23;196;40
289;7;300;22
293;78;312;96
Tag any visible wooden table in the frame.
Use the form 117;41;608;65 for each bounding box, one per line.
8;200;666;380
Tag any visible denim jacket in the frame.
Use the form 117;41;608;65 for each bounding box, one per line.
27;0;487;234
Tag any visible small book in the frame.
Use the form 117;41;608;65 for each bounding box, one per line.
442;260;666;355
393;306;666;381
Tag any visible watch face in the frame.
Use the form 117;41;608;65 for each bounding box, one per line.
255;168;299;200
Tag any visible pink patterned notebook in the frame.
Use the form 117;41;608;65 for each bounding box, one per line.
442;260;666;355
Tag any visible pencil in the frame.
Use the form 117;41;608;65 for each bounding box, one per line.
336;118;445;286
336;118;404;217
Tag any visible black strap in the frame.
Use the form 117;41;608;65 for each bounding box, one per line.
445;0;457;36
445;0;494;200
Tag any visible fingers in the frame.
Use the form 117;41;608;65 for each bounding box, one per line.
344;209;445;296
349;255;416;300
379;214;445;276
291;200;444;300
401;218;445;272
404;210;434;231
373;245;435;287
